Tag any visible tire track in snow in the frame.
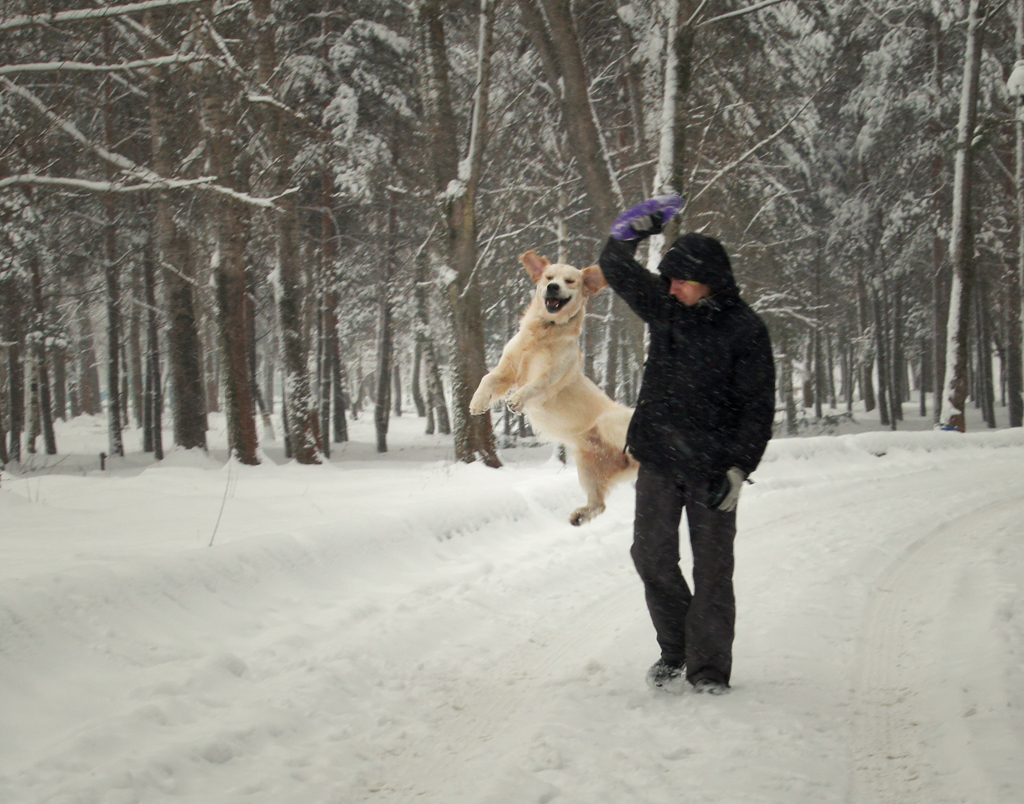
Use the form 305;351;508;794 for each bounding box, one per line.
849;491;1022;804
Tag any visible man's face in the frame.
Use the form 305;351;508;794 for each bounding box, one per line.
669;278;711;306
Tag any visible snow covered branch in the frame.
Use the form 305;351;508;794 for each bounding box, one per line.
0;0;205;31
0;79;291;210
688;87;824;205
0;174;215;193
700;0;793;26
0;55;207;76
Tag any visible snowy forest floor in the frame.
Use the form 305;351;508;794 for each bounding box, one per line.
1;402;1023;804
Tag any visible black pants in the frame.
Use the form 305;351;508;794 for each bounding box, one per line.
631;463;736;684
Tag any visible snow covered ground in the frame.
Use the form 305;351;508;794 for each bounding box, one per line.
1;405;1022;803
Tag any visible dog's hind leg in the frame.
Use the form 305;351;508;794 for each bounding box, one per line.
569;445;636;526
569;448;612;526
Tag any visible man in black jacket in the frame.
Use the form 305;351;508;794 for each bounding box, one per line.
599;198;775;695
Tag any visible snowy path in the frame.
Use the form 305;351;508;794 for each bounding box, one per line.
1;428;1023;803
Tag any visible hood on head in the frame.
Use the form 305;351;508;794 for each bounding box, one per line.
657;232;737;296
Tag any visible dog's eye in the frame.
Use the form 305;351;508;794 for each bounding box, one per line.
565;279;575;285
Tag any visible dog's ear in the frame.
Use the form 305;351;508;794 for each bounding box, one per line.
520;251;550;284
582;265;607;295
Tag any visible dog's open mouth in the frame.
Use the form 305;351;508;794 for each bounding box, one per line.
545;296;570;314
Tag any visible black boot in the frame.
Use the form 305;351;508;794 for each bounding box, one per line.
645;658;686;693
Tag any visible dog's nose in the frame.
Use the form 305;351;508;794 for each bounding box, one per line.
546;282;560;295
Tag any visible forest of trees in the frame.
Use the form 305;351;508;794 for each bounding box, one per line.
2;0;1023;469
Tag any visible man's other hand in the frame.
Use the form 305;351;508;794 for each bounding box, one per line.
715;467;746;512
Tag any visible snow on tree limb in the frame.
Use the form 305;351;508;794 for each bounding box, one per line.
0;55;207;76
0;0;205;31
0;79;291;210
688;83;826;205
0;174;215;192
700;0;793;26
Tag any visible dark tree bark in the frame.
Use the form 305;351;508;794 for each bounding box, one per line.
419;0;497;464
374;300;393;453
0;358;8;467
71;275;102;418
412;252;449;435
252;0;320;464
392;363;403;418
147;45;206;450
411;340;426;418
856;268;876;412
813;328;824;419
128;271;144;429
101;30;124;458
52;337;66;423
197;14;258;465
2;275;24;462
103;191;124;457
143;236;164;460
29;253;56;454
329;323;348;443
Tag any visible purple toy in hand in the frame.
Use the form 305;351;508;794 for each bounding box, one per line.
610;194;686;241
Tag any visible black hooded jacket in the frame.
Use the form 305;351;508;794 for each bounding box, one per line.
599;234;775;494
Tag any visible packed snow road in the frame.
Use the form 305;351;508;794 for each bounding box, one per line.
1;426;1022;803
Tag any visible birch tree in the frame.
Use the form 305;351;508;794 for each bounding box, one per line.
939;0;986;432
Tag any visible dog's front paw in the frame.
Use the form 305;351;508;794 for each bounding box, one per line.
505;390;528;413
469;388;492;416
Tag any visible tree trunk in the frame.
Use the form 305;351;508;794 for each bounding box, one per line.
144;235;164;460
825;326;836;409
645;0;696;262
603;301;619;400
330;326;348;443
802;335;813;409
197;35;259;465
374;300;392;453
920;337;929;418
72;276;102;417
2;276;24;462
149;51;206;450
977;279;996;427
251;0;320;464
884;280;902;423
0;357;8;466
939;0;986;431
411;340;426;418
52;339;66;423
26;351;39;455
412;251;448;435
1011;0;1024;427
525;0;623;231
101;30;124;458
856;268;876;412
781;335;798;435
813;328;824;419
419;0;499;466
30;253;56;455
103;191;124;457
392;363;403;418
129;271;144;429
873;287;892;428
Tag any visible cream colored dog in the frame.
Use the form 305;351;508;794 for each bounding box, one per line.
469;251;638;525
